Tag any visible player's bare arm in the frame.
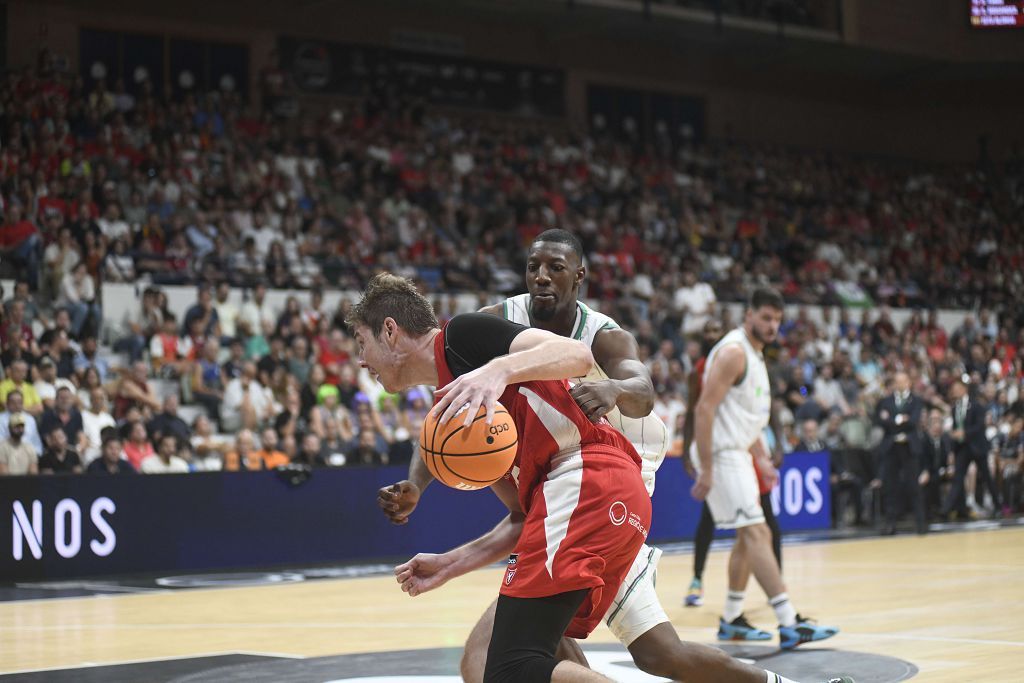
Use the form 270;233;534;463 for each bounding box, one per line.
433;328;594;426
394;477;525;597
692;344;746;500
570;327;655;421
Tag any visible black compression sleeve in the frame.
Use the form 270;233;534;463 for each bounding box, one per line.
445;313;529;377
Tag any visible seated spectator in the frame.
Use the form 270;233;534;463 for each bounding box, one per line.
319;329;352;385
33;356;76;410
1;301;40;360
300;363;327;417
59;261;101;338
310;384;356;448
122;421;156;470
189;414;231;469
182;284;220;338
255;427;290;469
813;363;851;415
293;432;327;467
86;436;136;475
114;361;162;419
274;387;308;440
349;428;389;466
82;387;116;464
796;419;826;452
4;279;47;329
0;204;41;291
0;390;43;455
287;336;313;388
221;339;246;382
0;360;43;416
43;226;81;302
221;361;275;432
0;413;38;475
74;335;112;383
237;283;275;340
191;338;224;424
147;395;191;446
39;386;87;452
115;287;165;363
39;425;83;474
223;429;262;471
213;281;239;342
103;236;136;283
257;334;288;387
150;316;191;378
140;433;189;474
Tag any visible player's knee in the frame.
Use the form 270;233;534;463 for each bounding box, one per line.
739;522;770;544
483;651;558;683
631;645;677;679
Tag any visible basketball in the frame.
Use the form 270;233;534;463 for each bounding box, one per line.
419;402;518;490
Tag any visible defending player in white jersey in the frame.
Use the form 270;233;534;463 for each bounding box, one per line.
691;286;841;649
380;231;854;683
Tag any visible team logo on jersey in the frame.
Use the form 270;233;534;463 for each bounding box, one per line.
505;554;518;584
608;501;627;526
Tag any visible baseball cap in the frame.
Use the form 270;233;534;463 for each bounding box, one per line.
9;413;26;427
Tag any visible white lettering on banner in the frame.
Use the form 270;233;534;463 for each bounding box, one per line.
10;498;117;561
784;469;803;516
12;501;43;561
90;497;117;557
54;499;82;559
770;466;827;519
804;468;824;515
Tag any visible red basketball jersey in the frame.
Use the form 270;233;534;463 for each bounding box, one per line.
433;324;641;513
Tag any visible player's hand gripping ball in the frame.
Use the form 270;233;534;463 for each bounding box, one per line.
419;402;518;490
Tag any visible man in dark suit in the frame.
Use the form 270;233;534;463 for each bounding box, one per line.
941;376;999;519
875;372;928;535
920;411;955;516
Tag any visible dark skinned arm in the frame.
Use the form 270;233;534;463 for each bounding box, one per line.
681;368;700;475
570;327;655;421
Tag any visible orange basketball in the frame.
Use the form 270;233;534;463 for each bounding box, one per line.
419;402;518;490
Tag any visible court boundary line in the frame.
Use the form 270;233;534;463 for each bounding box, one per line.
0;650;305;676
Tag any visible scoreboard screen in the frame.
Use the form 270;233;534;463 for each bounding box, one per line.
971;0;1024;27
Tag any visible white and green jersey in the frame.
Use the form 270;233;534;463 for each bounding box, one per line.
501;294;668;495
702;327;772;453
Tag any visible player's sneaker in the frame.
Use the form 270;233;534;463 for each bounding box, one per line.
779;614;840;649
718;614;772;641
684;578;703;607
825;677;856;683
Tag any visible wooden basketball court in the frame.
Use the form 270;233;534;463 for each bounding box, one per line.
1;526;1021;681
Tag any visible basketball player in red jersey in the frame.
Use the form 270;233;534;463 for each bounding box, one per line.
377;234;854;683
350;272;650;683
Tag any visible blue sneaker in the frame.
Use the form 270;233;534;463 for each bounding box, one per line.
779;614;840;649
684;578;703;607
718;614;772;641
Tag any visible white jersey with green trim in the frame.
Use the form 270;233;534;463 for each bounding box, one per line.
501;293;668;495
702;327;772;453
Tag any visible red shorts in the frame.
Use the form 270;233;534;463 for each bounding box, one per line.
500;446;651;639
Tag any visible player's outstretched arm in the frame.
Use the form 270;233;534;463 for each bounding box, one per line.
377;452;435;525
434;328;594;426
395;478;525;597
692;344;745;500
571;327;655;420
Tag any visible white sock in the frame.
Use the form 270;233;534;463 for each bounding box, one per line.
765;673;799;683
769;592;797;627
723;590;745;622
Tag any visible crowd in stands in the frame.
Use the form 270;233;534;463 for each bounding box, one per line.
0;51;1021;523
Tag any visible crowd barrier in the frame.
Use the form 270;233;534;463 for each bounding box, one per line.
1;452;830;582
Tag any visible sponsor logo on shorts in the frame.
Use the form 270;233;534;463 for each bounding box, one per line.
627;512;648;538
507;553;518;566
505;568;516;585
608;501;627;526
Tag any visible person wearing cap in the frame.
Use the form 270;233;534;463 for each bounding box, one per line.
0;390;43;455
0;412;38;475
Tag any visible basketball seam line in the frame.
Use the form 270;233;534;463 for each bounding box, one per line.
419;439;519;457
